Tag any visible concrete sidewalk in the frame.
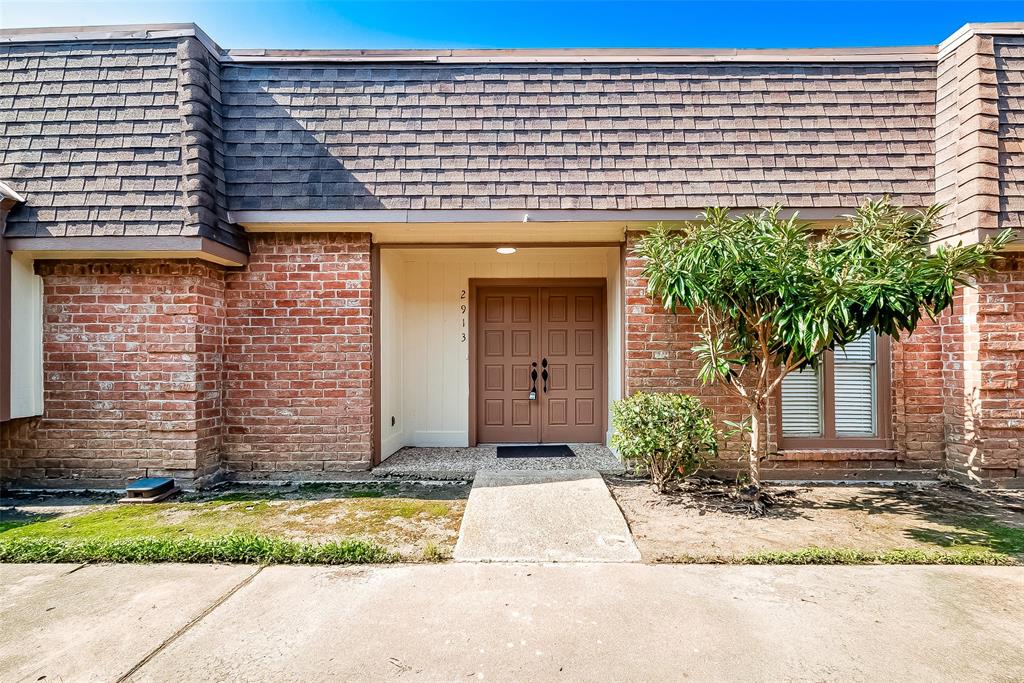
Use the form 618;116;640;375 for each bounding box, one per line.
453;469;641;562
2;563;1022;682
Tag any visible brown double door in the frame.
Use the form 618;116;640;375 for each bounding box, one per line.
475;283;605;444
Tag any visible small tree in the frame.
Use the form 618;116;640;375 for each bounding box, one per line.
636;199;1013;488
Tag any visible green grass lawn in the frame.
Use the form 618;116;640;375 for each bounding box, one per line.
0;483;467;565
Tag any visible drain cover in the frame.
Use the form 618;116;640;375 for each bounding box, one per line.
119;477;181;504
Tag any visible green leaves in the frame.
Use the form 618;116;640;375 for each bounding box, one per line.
635;199;1016;386
611;392;718;493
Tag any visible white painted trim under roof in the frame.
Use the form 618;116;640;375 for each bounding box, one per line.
4;236;249;266
230;207;855;229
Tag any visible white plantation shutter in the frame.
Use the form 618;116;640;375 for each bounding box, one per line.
781;367;822;436
834;333;876;436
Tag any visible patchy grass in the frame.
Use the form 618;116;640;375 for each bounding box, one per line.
907;515;1024;557
0;534;395;565
0;517;42;533
1;482;468;563
735;547;1017;566
421;541;448;562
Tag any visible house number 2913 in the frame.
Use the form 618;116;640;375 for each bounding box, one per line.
460;289;467;342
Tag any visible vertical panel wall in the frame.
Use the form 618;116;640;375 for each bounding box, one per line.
8;253;43;419
379;247;621;457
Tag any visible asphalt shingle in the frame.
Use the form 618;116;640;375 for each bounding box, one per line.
220;61;937;212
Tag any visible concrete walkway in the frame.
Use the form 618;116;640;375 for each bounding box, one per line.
453;469;641;562
2;563;1022;681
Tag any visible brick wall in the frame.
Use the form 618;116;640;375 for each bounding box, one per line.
221;232;373;479
0;261;226;487
623;232;947;480
942;256;1024;484
2;236;1015;487
623;233;769;471
194;265;227;481
891;317;946;471
0;234;375;487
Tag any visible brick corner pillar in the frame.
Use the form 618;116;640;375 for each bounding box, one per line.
0;260;228;488
942;255;1024;485
222;232;374;479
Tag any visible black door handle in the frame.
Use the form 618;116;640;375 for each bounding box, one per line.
541;358;548;393
530;362;538;399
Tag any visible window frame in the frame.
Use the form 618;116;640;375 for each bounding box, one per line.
776;334;893;450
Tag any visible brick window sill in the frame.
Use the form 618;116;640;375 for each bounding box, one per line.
776;448;899;462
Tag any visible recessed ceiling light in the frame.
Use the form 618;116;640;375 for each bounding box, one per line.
496;247;517;255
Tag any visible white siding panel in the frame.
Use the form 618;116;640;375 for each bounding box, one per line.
379;251;405;459
9;253;43;419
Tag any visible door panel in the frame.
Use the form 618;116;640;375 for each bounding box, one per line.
475;283;604;444
540;286;604;443
475;287;541;443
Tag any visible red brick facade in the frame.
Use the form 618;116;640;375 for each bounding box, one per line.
0;233;375;487
0;261;227;487
941;256;1024;483
622;233;1022;484
222;233;374;479
623;234;762;460
0;235;1019;487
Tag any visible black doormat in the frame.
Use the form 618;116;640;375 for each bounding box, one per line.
496;445;575;458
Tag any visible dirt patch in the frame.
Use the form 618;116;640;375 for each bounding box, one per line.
1;482;470;562
606;477;1024;563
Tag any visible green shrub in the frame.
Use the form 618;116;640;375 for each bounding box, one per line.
611;392;718;493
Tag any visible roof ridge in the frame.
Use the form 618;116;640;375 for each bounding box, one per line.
3;21;1024;64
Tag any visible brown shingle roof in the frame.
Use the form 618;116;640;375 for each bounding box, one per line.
222;61;936;211
2;23;1024;247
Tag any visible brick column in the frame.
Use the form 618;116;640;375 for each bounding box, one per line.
891;318;946;472
942;256;1024;484
222;232;373;479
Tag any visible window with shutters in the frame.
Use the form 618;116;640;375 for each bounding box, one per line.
778;332;892;449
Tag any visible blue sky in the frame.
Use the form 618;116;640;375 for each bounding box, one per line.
1;1;1022;49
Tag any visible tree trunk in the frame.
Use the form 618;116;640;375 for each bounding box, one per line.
748;404;761;486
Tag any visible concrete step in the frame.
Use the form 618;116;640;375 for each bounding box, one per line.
453;469;641;562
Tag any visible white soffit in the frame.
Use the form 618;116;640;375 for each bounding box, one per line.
242;221;628;244
230;208;853;243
